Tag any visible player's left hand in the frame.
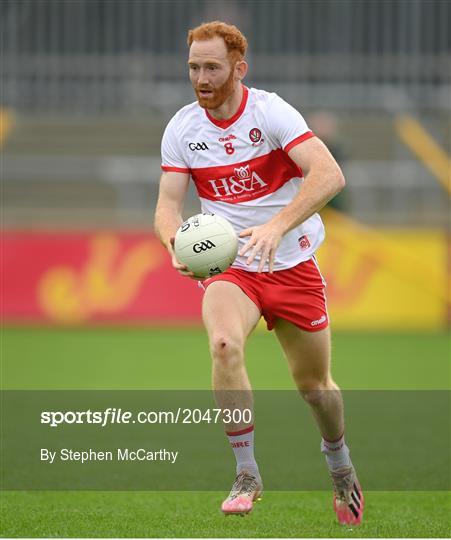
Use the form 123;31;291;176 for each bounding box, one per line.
239;222;284;273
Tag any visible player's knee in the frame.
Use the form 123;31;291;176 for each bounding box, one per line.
209;334;244;366
298;380;331;406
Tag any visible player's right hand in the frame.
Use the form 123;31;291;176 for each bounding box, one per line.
169;237;197;279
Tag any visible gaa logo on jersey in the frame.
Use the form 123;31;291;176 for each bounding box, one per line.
249;128;264;146
189;142;209;151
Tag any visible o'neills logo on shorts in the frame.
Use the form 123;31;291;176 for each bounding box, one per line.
208;164;269;200
311;315;327;327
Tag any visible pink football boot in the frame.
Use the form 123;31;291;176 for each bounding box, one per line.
221;470;263;516
330;465;364;525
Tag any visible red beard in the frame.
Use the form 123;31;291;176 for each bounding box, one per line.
195;67;235;110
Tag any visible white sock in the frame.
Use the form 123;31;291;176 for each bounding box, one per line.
226;425;259;477
321;434;352;470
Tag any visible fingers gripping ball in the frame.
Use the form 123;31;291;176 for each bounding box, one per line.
174;214;238;278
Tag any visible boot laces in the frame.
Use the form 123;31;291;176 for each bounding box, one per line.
330;467;355;502
229;471;258;499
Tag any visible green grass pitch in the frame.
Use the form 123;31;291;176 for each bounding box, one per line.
1;327;450;538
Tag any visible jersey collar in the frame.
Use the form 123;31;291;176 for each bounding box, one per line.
205;85;249;130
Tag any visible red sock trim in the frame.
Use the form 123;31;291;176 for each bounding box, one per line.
323;432;344;444
226;425;254;436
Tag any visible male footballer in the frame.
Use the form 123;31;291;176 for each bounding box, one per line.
154;21;364;525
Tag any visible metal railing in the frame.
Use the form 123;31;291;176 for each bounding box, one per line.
2;0;450;113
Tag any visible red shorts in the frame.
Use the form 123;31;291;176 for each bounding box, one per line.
203;258;329;332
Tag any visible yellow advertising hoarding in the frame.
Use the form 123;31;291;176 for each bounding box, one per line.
317;209;448;330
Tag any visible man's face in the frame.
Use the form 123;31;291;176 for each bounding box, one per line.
188;37;238;110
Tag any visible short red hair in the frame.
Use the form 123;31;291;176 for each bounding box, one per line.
187;21;248;61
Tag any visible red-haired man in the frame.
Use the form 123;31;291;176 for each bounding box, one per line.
155;21;363;525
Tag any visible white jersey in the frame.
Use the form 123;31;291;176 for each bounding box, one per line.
161;86;325;272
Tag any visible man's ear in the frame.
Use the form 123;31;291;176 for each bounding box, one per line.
235;60;248;81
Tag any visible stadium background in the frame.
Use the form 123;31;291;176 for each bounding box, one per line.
1;0;450;537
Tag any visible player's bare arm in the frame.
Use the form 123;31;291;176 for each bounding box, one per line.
154;171;195;278
239;137;345;272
